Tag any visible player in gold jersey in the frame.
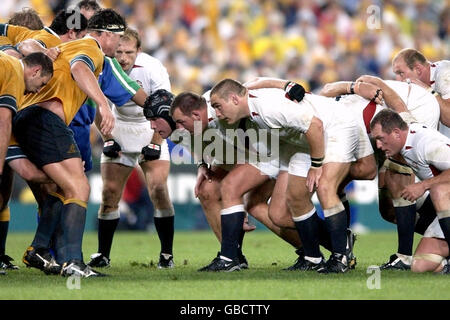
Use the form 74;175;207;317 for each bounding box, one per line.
15;9;125;278
0;51;53;275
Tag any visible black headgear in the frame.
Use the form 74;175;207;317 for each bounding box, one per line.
143;89;176;131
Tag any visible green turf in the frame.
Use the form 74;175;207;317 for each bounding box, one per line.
0;230;448;300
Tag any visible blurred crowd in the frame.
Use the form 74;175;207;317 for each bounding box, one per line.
1;0;449;95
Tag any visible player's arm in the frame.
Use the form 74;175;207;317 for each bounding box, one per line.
356;75;408;113
71;61;114;136
15;39;60;61
244;77;306;102
401;142;450;201
320;80;385;105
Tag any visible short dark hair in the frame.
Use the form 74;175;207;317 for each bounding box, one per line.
23;52;54;77
171;92;207;116
76;0;101;12
8;7;44;30
393;48;427;70
370;109;408;133
88;9;127;34
49;9;88;35
210;78;246;101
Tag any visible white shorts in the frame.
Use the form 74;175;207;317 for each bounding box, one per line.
423;217;445;239
101;120;170;167
323;117;359;164
355;121;375;160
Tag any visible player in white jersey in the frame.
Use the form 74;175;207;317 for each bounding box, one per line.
88;29;176;269
370;109;450;274
210;79;360;273
322;76;443;269
392;48;450;137
170;90;306;271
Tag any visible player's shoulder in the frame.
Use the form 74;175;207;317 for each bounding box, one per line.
135;52;164;68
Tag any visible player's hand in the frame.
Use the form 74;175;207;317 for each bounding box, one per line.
354;82;384;105
401;182;427;202
243;215;256;232
306;167;322;193
97;103;115;136
141;143;161;161
103;139;121;158
194;165;211;198
285;82;306;102
45;47;60;62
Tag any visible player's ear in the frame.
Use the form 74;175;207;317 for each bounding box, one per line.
231;93;239;105
191;110;201;120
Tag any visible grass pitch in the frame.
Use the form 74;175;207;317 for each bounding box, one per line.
0;230;448;300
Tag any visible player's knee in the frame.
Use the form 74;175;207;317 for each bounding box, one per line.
429;184;448;206
197;182;219;202
148;182;168;200
268;211;289;228
219;178;240;201
411;256;442;273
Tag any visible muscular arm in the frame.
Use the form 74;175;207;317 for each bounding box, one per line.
305;116;325;160
435;96;450;127
244;77;288;90
71;61;114;137
356;75;408;113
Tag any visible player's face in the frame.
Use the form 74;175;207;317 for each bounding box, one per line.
210;94;239;124
172;108;198;135
370;124;402;157
115;38;139;72
150;118;172;139
25;70;51;94
392;58;417;81
101;31;121;57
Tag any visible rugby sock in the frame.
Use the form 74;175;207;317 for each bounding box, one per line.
220;205;245;260
324;204;348;255
339;193;351;228
317;218;333;252
238;228;245;257
393;199;416;256
293;208;321;259
0;222;8;256
415;195;436;234
154;210;175;255
61;200;87;262
0;207;10;256
31;193;63;249
97;210;120;259
437;210;450;251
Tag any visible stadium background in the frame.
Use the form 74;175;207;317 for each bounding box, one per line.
1;0;449;233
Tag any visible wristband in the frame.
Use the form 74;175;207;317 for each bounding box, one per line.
311;156;324;168
350;82;356;94
197;161;208;169
284;81;294;91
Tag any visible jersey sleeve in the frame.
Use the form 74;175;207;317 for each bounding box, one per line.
100;57;140;106
0;60;19;114
66;39;104;74
263;97;314;133
0;24;33;45
424;138;450;172
149;60;171;91
434;61;450;99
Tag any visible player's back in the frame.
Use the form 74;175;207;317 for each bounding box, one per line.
0;24;61;48
21;36;104;124
0;51;25;110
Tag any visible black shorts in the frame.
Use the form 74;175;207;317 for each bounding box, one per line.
12;105;81;168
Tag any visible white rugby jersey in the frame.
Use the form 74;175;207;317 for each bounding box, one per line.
429;60;450;137
401;123;450;181
337;80;440;132
113;52;170;122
